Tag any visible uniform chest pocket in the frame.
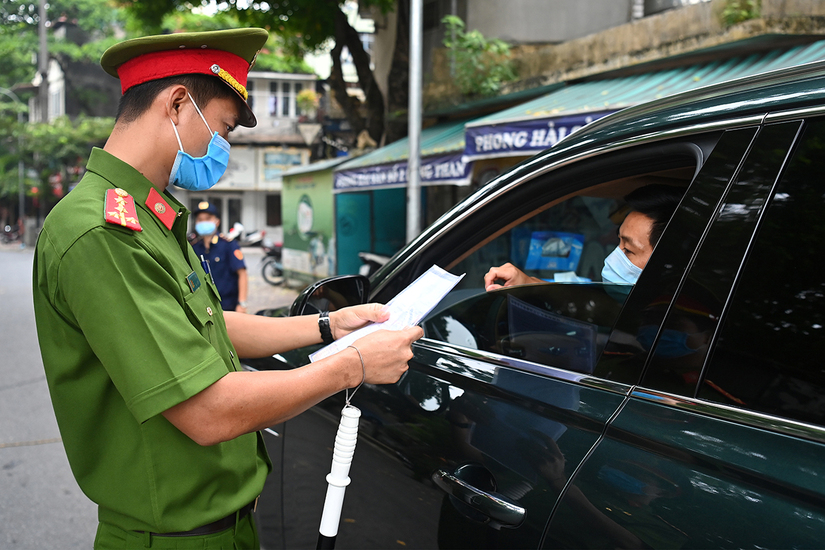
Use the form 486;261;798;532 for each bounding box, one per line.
184;287;218;342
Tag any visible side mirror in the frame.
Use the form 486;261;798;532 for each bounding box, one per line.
289;275;371;317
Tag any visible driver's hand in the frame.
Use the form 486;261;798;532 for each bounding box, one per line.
484;263;542;291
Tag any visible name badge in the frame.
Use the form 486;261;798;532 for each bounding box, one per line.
186;271;201;293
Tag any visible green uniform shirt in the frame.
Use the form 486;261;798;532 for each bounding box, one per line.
32;148;271;533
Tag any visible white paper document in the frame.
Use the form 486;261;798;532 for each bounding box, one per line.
309;265;464;362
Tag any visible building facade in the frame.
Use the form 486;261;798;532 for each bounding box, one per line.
167;70;319;244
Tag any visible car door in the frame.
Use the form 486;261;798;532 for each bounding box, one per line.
543;116;825;548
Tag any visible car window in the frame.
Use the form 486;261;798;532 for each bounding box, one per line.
697;117;825;426
371;139;709;306
412;140;723;375
449;194;621;290
639;121;803;395
422;283;630;374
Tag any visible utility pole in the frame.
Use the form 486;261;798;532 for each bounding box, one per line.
406;0;422;244
38;0;49;124
450;0;457;77
0;87;25;236
37;0;48;226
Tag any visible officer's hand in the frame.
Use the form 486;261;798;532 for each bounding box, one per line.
484;262;541;291
330;303;389;339
349;326;424;385
235;304;248;313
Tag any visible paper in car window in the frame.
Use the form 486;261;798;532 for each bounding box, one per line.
309;265;464;362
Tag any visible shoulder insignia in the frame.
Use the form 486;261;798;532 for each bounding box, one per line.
145;187;176;231
104;188;142;231
234;249;244;261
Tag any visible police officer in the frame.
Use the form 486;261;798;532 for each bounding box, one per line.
32;29;422;549
191;201;249;312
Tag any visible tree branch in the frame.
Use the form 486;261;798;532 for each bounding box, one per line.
333;7;384;144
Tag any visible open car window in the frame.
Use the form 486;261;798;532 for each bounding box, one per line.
450;195;621;290
412;149;706;375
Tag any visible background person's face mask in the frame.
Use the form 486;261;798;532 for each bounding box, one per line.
168;93;230;191
601;246;643;285
195;221;217;236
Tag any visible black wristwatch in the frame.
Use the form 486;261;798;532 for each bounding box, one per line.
318;311;334;344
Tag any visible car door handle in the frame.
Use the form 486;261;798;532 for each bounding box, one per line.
432;468;526;527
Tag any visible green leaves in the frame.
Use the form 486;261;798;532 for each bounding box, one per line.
0;113;113;200
441;15;517;97
720;0;761;27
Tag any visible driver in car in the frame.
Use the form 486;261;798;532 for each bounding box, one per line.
484;184;683;290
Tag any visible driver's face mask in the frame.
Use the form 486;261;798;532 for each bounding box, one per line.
601;246;643;285
168;93;231;191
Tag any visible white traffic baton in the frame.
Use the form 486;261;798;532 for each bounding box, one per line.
317;404;361;549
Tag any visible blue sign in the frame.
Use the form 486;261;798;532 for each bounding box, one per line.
334;151;472;192
511;229;585;273
464;111;613;161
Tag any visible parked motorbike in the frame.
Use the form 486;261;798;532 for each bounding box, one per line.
1;224;22;244
226;223;266;247
261;243;285;286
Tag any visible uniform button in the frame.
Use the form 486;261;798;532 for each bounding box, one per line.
206;307;213;316
215;257;220;262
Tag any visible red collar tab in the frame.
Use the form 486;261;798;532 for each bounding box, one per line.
117;48;249;99
104;188;143;232
145;187;176;231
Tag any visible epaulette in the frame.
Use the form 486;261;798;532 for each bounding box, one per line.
146;188;176;230
104;188;142;231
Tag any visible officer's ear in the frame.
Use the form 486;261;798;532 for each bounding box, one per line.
166;85;190;125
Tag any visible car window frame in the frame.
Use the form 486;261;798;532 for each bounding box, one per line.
379;134;737;389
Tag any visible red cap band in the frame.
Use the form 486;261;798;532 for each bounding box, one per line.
117;48;249;97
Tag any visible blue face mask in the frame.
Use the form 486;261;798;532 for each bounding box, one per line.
169;93;230;191
195;221;217;236
637;325;701;357
601;246;643;285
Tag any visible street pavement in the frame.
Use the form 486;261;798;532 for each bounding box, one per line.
0;243;297;548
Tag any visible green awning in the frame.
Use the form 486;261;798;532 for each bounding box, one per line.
465;40;825;160
281;157;349;179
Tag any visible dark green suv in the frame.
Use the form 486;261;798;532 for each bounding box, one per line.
245;61;825;549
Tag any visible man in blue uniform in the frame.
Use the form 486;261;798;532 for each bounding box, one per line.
191;201;249;312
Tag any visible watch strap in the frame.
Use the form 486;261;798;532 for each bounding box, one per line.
318;311;334;344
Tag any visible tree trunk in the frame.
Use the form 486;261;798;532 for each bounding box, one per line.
332;7;385;145
328;38;367;142
385;0;410;144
